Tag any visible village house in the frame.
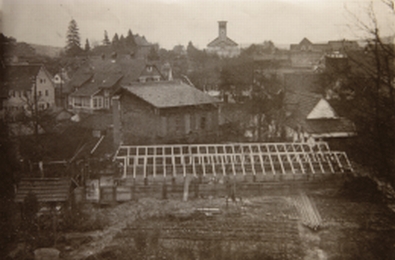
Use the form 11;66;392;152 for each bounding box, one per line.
52;68;70;108
113;80;220;145
290;38;328;68
68;72;124;113
67;56;165;113
2;64;55;118
207;21;240;58
328;40;361;52
289;38;361;69
283;91;356;142
290;38;329;53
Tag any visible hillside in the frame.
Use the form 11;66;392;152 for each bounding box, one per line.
29;43;63;58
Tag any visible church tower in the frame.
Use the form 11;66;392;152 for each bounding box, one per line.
218;21;227;40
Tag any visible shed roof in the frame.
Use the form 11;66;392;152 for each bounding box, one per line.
123;81;219;108
15;178;71;203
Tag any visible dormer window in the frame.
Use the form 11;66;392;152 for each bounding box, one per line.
147;66;153;72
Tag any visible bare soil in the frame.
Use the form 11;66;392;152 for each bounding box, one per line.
59;183;395;260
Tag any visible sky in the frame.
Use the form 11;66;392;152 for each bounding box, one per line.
0;0;393;50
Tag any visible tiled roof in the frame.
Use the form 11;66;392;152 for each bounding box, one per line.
123;81;219;108
286;116;356;136
15;178;71;203
97;74;123;88
300;38;313;45
68;57;170;98
207;37;238;47
69;82;101;97
139;64;164;79
2;64;42;91
283;72;323;94
89;56;151;85
78;113;113;130
65;71;93;94
70;72;123;97
284;92;322;118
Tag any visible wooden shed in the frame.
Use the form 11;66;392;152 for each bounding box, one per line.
15;178;71;204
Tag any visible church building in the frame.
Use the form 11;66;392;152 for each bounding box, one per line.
207;21;240;58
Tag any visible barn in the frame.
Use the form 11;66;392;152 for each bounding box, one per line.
113;80;220;145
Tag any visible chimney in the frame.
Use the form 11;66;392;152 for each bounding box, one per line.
112;95;122;149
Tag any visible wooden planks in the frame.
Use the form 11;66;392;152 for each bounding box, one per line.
114;142;353;179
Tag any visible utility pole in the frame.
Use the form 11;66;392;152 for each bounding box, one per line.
32;76;38;137
59;69;63;108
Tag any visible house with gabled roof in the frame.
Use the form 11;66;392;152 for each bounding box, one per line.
290;38;329;68
207;21;240;58
2;64;55;118
290;38;329;53
283;91;356;141
69;72;123;113
67;56;165;113
113;80;220;145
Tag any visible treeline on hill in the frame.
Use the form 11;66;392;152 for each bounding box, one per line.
1;33;38;61
89;30;143;57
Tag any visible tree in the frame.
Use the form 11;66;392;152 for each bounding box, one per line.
103;30;110;46
147;46;159;61
112;33;120;49
247;70;284;141
126;29;136;48
120;34;125;43
84;38;90;52
339;0;395;185
65;19;82;56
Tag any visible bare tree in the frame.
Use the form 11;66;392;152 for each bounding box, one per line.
340;0;395;184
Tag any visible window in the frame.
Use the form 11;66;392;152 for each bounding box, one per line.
82;98;90;108
38;91;42;96
93;97;103;109
200;116;206;130
18;91;21;98
74;97;82;107
45;90;49;96
174;115;182;134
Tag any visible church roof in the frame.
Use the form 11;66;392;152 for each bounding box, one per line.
207;37;238;47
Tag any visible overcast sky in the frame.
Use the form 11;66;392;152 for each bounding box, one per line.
1;0;393;50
